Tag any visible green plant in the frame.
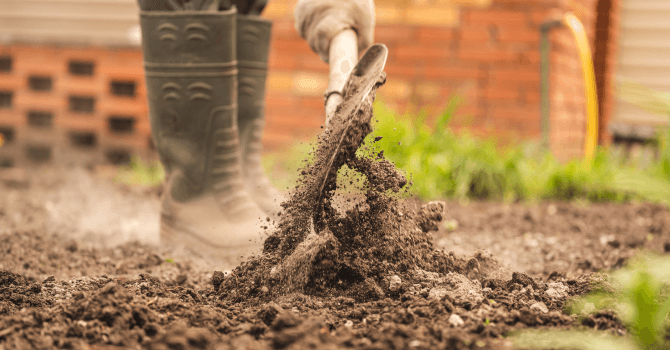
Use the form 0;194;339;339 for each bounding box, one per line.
361;100;526;201
262;93;670;205
513;253;670;350
360;99;638;203
114;155;165;188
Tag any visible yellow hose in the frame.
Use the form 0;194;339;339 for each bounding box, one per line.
562;12;599;160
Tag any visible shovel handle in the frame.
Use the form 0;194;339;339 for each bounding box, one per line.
325;29;358;126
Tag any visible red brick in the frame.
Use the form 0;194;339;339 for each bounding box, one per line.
271;39;313;55
497;28;540;43
458;46;519;63
61;77;106;95
396;45;450;61
59;115;105;132
491;69;540;84
384;64;420;79
425;65;481;80
0;110;22;126
299;97;324;110
465;10;528;27
489;106;538;122
485;86;520;101
523;89;541;103
266;95;296;110
460;26;491;42
492;0;558;7
295;54;328;72
376;25;417;43
0;75;25;90
269;51;298;70
268;114;322;132
271;20;297;37
528;9;564;26
518;50;541;65
100;98;147;115
417;27;455;44
15;91;67;110
99;65;144;79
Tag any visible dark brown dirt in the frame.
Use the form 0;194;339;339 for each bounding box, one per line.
2;174;670;348
216;72;470;304
3;78;670;348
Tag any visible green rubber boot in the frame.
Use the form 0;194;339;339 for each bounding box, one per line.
139;6;265;259
236;15;284;219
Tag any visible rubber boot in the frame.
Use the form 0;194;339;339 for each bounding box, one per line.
236;15;284;219
140;7;266;258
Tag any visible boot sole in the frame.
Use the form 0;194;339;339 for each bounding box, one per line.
160;213;263;260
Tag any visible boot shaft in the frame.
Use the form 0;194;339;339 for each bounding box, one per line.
234;15;283;218
141;9;242;202
236;15;272;142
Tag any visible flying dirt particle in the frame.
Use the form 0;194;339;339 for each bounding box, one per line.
211;271;225;291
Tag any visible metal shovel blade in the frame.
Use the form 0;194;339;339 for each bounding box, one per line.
313;43;389;220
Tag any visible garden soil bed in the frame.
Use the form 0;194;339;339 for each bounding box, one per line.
1;165;668;349
1;77;668;349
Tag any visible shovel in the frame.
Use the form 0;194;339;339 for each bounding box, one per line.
314;43;389;223
272;43;389;292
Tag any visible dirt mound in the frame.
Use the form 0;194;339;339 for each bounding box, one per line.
214;73;498;305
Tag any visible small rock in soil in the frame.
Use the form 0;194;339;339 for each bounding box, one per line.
388;275;402;292
545;282;569;299
530;302;549;314
448;314;464;327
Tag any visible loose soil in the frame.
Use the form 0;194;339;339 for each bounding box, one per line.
2;81;670;348
1;169;668;349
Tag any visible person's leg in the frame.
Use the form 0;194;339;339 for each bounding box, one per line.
235;12;284;218
137;1;265;258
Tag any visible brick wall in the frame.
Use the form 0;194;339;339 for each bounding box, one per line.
263;0;617;161
0;46;150;167
0;0;619;166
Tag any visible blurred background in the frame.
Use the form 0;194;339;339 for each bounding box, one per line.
1;0;669;204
